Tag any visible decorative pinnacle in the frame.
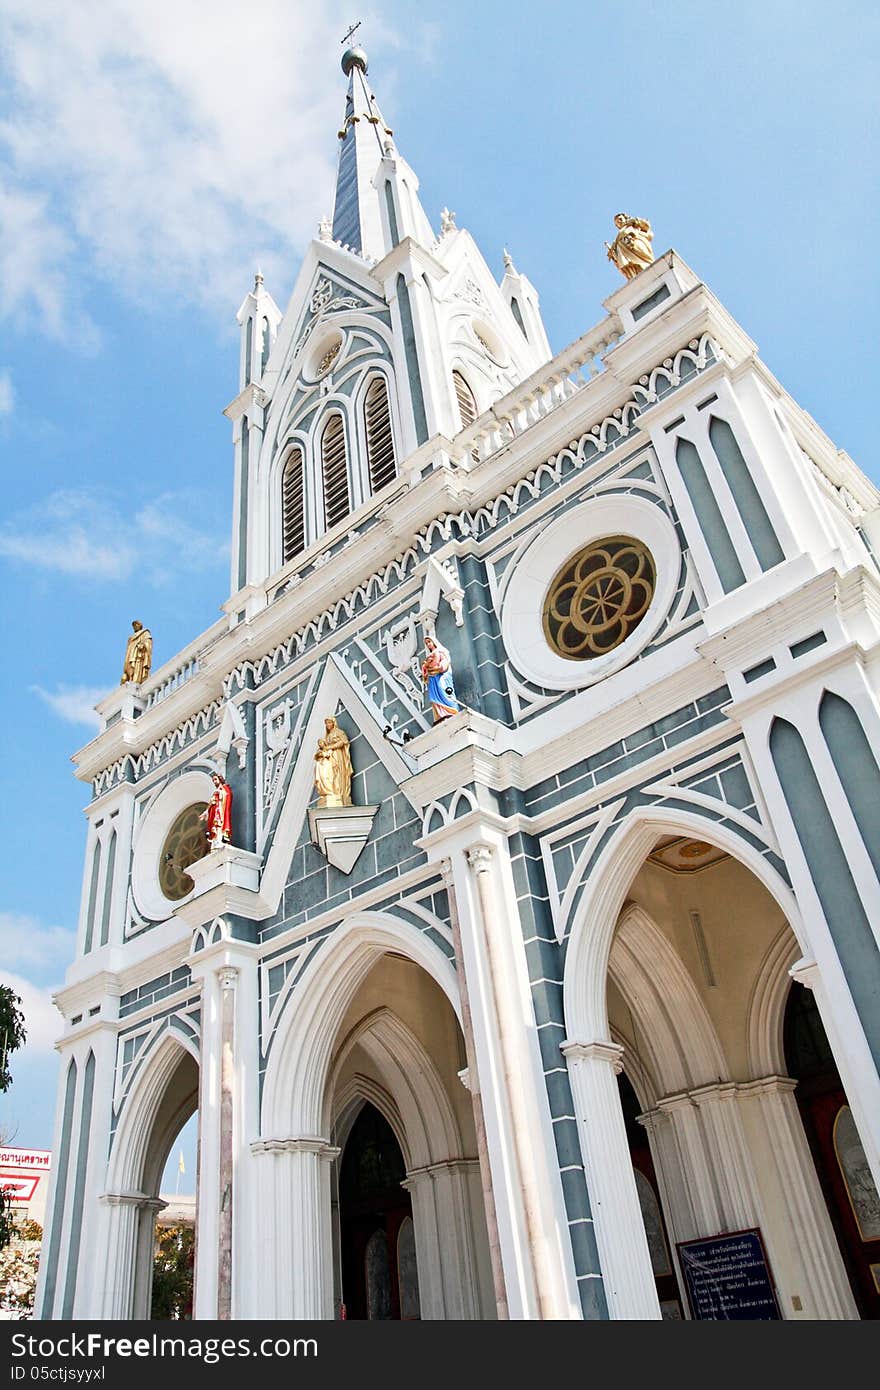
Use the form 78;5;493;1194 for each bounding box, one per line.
254;267;264;290
503;247;515;271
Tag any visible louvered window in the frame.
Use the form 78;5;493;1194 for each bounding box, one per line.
364;377;396;494
281;446;306;563
452;370;478;430
321;414;350;530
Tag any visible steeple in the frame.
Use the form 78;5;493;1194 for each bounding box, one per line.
331;45;433;261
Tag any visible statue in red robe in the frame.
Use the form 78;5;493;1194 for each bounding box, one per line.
201;773;233;850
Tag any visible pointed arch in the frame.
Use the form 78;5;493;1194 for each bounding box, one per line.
281;445;306;562
261;911;460;1140
609;903;729;1096
320;412;350;530
364;376;396;493
563;806;803;1046
747;924;801;1076
328;1007;464;1166
107;1025;199;1196
452;369;478;430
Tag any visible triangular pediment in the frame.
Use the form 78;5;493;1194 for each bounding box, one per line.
258;652;417;911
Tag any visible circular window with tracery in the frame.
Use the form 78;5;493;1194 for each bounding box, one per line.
543;535;656;660
158;803;208;901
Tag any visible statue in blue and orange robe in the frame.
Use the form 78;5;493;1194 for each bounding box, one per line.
421;636;463;723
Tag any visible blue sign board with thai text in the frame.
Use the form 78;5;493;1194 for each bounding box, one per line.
676;1228;781;1320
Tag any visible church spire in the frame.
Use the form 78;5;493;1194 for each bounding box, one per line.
331;45;433;261
332;46;392;257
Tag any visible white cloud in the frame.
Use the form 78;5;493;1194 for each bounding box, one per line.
0;915;76;973
0;370;13;415
0;0;398;341
0;971;62;1057
31;686;105;730
0;487;228;583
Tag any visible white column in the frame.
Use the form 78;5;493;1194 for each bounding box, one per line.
189;939;260;1320
217;965;236;1320
655;1092;724;1235
461;840;579;1318
251;1139;339;1319
443;860;507;1318
738;1076;858;1319
562;1040;661;1320
690;1082;762;1231
98;1193;164;1318
403;1158;486;1319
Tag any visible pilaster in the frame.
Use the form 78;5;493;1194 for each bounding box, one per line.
562;1040;661;1320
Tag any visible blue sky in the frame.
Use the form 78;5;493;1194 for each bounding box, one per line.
1;1;878;1186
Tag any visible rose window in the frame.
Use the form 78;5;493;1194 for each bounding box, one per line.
158;802;208;901
543;536;656;660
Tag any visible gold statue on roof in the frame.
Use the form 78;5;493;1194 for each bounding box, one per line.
606;213;654;280
121;620;152;685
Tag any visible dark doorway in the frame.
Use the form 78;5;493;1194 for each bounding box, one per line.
338;1102;421;1320
618;1073;684;1318
785;982;880;1318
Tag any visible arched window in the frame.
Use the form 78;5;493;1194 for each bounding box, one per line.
321;414;350;530
281;446;306;563
364;377;396;494
452;370;478;430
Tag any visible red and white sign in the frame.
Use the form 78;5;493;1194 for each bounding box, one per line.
0;1149;51;1208
0;1173;39;1203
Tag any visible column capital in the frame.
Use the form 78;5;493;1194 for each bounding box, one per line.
99;1190;168;1212
218;965;239;991
402;1158;480;1189
465;843;493;874
789;956;820;990
688;1081;739;1107
251;1137;340;1162
736;1074;799;1099
560;1038;624;1073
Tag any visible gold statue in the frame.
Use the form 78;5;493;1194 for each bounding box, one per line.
120;620;153;685
605;213;654;280
314;716;353;808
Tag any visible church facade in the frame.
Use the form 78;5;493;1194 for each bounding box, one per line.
35;48;880;1321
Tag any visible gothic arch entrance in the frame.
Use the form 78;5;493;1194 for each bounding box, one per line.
564;816;865;1320
101;1033;199;1319
259;915;494;1319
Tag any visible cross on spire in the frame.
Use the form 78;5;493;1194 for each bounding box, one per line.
340;20;361;46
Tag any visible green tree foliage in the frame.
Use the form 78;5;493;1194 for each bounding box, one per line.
0;986;27;1093
151;1223;195;1320
0;1191;14;1252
